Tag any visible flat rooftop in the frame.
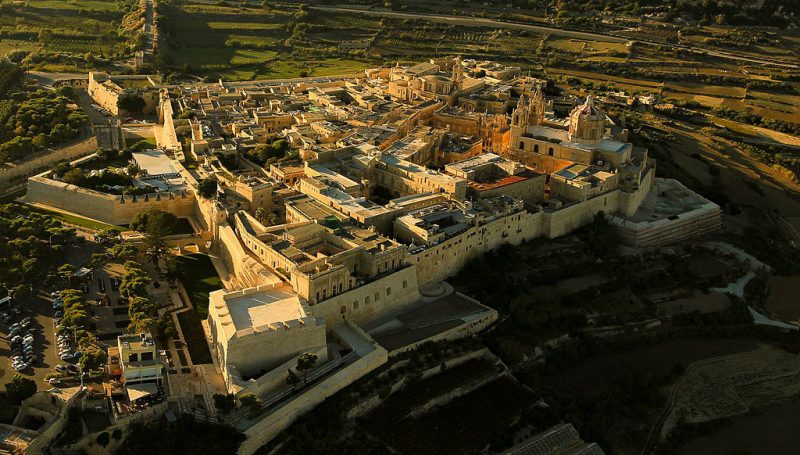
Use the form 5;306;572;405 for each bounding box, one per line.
132;150;180;178
621;178;718;224
225;287;306;331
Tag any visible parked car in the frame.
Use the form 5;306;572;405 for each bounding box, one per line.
55;364;66;373
66;364;80;374
54;311;63;318
47;378;60;385
47;388;61;394
60;353;74;361
10;335;22;345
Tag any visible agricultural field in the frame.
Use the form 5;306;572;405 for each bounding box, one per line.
159;2;555;80
0;0;137;72
765;276;800;322
362;359;533;455
678;396;800;455
663;344;800;452
531;337;760;452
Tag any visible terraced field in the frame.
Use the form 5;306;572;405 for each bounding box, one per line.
0;0;132;71
362;359;533;455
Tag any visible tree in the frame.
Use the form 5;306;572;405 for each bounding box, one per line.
12;284;28;299
197;178;218;199
213;393;236;414
296;353;318;384
79;348;108;372
61;168;85;186
131;209;179;236
286;369;301;389
254;207;268;224
58;263;76;286
90;253;107;269
129;296;155;314
128;313;156;334
5;374;37;404
96;431;110;448
117;91;146;114
131;209;179;267
109;243;138;262
238;393;262;414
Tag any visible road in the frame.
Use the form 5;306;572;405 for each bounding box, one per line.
310;5;799;69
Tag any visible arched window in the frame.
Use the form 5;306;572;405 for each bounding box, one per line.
365;296;370;305
402;280;408;289
353;301;359;310
519;141;524;150
374;292;380;302
340;305;346;315
386;287;392;296
548;147;554;156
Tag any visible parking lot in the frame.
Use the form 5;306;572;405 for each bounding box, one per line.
0;292;59;389
1;234;117;391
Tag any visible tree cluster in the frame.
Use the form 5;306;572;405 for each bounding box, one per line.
120;261;157;334
0;203;75;291
243;139;291;166
0;79;88;163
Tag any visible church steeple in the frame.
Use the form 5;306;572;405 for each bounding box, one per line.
512;94;527;128
529;84;545;126
452;56;464;90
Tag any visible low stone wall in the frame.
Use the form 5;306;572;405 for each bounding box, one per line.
0;137;98;192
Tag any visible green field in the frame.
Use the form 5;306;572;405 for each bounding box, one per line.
176;253;222;318
27;0;122;12
0;0;130;70
25;204;124;232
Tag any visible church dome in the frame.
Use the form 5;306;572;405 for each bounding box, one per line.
568;96;605;144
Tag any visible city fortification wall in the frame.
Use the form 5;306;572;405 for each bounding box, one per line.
25;174;197;225
311;265;421;328
0;137;98;192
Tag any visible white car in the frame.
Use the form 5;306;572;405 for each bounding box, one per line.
47;388;61;394
47;378;60;385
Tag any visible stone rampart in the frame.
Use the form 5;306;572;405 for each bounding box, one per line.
238;332;388;455
0;137;98;192
25;174;197;225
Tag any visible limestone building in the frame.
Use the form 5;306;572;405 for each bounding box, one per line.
208;285;327;383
